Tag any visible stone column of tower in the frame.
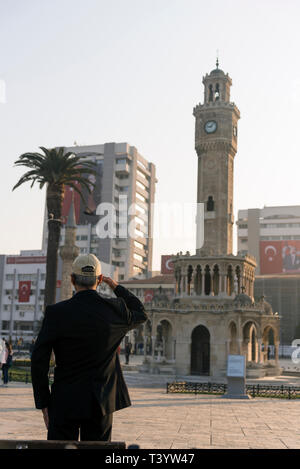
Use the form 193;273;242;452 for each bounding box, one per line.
59;193;80;300
193;62;240;256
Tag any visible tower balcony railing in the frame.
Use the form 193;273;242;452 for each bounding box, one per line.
144;300;279;316
193;100;237;113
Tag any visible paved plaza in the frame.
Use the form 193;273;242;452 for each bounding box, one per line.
2;366;300;449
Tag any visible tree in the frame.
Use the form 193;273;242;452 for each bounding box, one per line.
13;146;96;308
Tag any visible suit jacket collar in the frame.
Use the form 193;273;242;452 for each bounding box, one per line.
73;288;121;315
74;289;99;297
73;289;115;305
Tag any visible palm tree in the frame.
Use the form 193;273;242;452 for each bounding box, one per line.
13;146;97;308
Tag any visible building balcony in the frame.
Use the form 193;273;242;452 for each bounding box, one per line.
135;185;149;201
136;172;149;189
133;257;147;269
134;235;148;247
115;162;130;175
133;246;147;258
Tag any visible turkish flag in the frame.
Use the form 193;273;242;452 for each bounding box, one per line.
144;289;154;303
18;281;31;303
161;255;174;274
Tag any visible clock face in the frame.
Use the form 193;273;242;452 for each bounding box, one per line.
204;120;217;134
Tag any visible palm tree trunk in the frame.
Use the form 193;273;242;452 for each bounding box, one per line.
44;184;64;307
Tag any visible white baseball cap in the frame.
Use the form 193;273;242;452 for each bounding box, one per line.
72;254;102;277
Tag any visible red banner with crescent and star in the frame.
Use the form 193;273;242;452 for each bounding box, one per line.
144;289;154;303
18;281;31;302
161;255;174;274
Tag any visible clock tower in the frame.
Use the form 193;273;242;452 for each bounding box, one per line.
193;62;240;256
141;62;280;380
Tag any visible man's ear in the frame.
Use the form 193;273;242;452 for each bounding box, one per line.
71;274;76;286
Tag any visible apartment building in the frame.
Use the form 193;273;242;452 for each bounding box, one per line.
42;142;157;281
237;206;300;343
0;250;46;341
237;206;300;274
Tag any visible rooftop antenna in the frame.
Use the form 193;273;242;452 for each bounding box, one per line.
216;49;219;69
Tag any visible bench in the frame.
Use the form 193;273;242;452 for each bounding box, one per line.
0;440;126;449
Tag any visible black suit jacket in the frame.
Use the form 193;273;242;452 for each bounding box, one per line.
31;285;147;420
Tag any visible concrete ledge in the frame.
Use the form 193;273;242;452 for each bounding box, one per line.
0;439;126;449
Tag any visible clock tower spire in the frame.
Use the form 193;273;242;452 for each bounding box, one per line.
193;64;240;256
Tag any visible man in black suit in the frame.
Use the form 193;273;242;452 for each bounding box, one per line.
31;253;147;441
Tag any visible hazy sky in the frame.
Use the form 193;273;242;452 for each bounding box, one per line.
1;0;300;271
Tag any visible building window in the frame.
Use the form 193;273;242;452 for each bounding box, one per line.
135;215;145;226
136;192;146;203
118;174;129;180
137;160;147;171
116;158;127;165
137;169;147;179
5;274;14;281
18;274;37;281
13;321;33;331
135;228;144;238
207;196;214;211
134;253;143;262
136;180;147;192
134;240;144;250
136;204;147;215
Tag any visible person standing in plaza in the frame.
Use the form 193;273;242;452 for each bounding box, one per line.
29;339;35;359
31;253;147;442
0;338;5;363
125;342;132;365
1;341;13;386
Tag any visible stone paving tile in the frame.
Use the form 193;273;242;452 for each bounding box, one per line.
280;439;300;449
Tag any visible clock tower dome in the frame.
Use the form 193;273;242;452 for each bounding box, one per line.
193;62;240;256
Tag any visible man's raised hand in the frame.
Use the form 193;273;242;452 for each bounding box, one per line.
102;276;118;291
